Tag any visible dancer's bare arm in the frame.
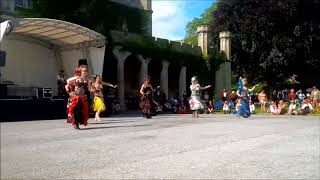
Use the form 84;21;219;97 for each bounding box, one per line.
101;81;117;88
66;76;78;84
140;84;145;95
200;85;212;90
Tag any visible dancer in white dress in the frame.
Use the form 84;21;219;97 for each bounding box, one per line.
189;76;211;118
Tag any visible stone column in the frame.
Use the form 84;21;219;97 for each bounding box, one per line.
113;46;131;111
160;61;170;99
197;26;209;56
179;66;187;101
137;55;150;85
219;32;231;60
215;31;232;98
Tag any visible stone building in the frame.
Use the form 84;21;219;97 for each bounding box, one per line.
0;0;231;111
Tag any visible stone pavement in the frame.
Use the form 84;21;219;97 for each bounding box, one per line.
1;114;319;179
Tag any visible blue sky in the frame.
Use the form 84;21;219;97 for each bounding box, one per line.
152;0;215;40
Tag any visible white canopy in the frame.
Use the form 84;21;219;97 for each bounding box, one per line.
1;18;106;49
0;18;106;97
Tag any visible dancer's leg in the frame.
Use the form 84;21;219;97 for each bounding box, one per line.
96;109;102;121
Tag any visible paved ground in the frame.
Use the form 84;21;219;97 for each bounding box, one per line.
1;114;320;179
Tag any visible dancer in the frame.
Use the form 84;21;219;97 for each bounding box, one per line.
65;68;81;123
139;75;160;119
66;65;91;129
236;77;256;118
189;76;211;118
91;74;117;121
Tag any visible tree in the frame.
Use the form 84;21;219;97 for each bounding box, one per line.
210;0;320;88
184;3;217;45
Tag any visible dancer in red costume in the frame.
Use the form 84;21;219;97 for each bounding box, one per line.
66;65;91;129
65;68;81;123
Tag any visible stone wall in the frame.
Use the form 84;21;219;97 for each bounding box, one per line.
110;0;151;10
110;30;203;57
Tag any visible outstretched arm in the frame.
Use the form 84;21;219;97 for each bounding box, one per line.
151;85;161;92
66;76;78;84
248;85;257;91
200;85;212;90
101;81;117;88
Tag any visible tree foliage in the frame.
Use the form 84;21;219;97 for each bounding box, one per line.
24;0;152;35
210;0;320;88
184;3;217;45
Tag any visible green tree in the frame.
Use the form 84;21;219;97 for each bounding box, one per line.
210;0;320;88
184;3;217;45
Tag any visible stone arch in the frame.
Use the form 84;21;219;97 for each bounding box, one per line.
168;63;180;99
124;54;141;109
102;47;117;84
148;59;162;88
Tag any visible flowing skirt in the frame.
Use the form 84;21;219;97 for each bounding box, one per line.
92;96;106;112
67;96;89;126
140;95;152;115
189;95;205;110
237;98;251;118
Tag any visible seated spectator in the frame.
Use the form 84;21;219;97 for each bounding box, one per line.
272;100;286;115
207;100;215;114
292;99;313;115
249;101;255;114
112;100;121;113
229;100;235;109
269;101;277;113
223;101;231;114
177;105;187;114
288;100;296;114
215;100;223;110
233;99;241;114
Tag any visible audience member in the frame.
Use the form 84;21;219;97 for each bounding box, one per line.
296;90;305;108
310;86;320;108
223;101;231;114
288;100;296;114
207;100;214;114
288;89;296;101
249;101;255;114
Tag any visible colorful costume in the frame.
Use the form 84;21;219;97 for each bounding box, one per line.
189;84;205;111
140;84;153;118
67;78;89;126
92;85;106;112
236;78;251;118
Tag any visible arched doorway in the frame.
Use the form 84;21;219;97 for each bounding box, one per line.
101;47;118;115
168;63;180;99
124;55;141;109
148;59;162;90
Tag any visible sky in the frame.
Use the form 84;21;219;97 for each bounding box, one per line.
152;0;215;41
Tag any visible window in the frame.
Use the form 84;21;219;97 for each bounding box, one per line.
15;0;31;9
15;0;23;7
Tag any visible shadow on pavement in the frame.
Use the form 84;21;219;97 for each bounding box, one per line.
80;124;151;130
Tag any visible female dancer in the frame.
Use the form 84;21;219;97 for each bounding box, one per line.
65;68;81;123
66;65;91;129
236;77;256;118
139;75;160;119
91;74;117;121
189;76;211;118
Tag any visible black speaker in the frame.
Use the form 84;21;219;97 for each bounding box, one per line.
0;51;6;67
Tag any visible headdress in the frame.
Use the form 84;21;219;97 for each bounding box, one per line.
191;76;198;82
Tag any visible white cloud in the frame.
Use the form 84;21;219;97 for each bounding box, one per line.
152;0;188;41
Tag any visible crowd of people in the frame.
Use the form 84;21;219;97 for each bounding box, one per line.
63;65;319;129
199;86;320;116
